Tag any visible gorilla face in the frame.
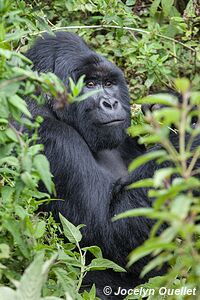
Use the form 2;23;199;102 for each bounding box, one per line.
67;58;131;152
26;31;131;153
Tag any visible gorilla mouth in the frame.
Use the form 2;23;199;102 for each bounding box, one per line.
100;119;125;126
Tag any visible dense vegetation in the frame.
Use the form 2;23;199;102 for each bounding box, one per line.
0;0;200;299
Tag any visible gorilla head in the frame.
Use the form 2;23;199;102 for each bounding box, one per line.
26;32;130;152
70;56;131;152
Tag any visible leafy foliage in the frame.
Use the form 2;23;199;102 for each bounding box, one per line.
115;79;200;298
0;0;200;299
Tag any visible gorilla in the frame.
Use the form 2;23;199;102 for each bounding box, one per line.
25;32;199;298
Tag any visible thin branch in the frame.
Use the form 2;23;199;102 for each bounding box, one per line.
25;25;196;53
76;243;86;292
186;147;200;178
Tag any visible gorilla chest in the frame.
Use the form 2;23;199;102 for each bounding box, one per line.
95;149;128;180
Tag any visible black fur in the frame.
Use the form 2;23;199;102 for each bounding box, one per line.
26;32;199;299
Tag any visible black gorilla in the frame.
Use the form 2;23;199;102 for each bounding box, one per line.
25;32;199;298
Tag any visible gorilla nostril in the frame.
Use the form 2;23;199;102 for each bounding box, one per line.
103;100;112;109
113;101;118;109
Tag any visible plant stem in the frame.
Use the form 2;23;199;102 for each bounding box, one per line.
26;25;196;53
179;92;190;176
76;243;85;292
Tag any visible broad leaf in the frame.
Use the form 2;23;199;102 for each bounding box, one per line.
88;258;126;272
33;154;53;193
8;95;31;117
59;213;82;244
0;287;16;300
128;150;166;172
127;239;175;268
82;246;103;258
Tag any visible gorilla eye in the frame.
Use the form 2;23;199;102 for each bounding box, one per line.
86;81;96;88
105;81;112;87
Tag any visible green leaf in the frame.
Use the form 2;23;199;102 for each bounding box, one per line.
22;154;32;172
0;156;18;167
72;86;80;97
3;219;30;258
34;220;46;238
53;267;76;293
8;95;31;117
0;287;16;300
0;48;13;59
153;168;175;187
88;258;126;272
0;144;15;159
16;253;57;300
57;256;83;268
76;75;85;93
153;107;181;125
13;67;39;81
141;253;173;277
144;76;154;88
33;154;53;193
68;77;75;94
128;150;166;172
185;0;197;18
190;92;200;105
21;172;35;189
82;246;103;258
160;227;178;243
127;239;175;268
161;0;174;16
0;82;20;97
82;284;96;300
174;78;190;93
150;0;161;16
88;284;96;299
170;195;191;219
128;178;154;189
75;89;100;103
28;144;43;156
15;205;27;220
59;213;82;244
1;186;14;203
5;128;18;142
5;30;29;42
137;93;178;106
16;254;44;300
126;0;136;5
0;244;10;259
112;208;176;222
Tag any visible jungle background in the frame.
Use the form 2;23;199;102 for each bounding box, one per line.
0;0;200;299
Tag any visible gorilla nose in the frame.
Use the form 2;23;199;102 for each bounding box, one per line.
100;98;121;112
